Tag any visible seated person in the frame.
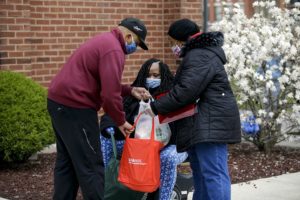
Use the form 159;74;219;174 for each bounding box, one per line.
100;58;188;200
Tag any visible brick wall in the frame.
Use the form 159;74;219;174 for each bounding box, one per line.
0;0;202;87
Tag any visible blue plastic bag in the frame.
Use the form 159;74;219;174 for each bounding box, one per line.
241;115;260;135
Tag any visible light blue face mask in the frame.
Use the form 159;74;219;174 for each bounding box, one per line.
146;78;161;89
125;36;137;54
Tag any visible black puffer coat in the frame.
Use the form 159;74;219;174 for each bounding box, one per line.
151;32;241;152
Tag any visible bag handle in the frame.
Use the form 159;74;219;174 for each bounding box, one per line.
107;128;117;159
129;112;155;141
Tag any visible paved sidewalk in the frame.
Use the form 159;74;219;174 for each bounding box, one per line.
231;172;300;200
186;172;300;200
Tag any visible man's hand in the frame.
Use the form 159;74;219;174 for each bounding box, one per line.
131;87;151;100
118;121;134;137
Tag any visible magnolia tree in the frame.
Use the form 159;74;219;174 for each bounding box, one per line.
211;1;300;153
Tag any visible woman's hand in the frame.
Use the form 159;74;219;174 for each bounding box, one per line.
131;87;151;100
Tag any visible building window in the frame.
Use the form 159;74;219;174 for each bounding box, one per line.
214;0;223;22
208;0;252;23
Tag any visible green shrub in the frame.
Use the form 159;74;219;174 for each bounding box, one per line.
0;71;55;162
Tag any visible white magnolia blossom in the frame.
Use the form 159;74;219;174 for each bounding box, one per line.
258;110;267;117
295;26;300;35
249;90;256;97
256;118;262;124
239;100;246;105
276;118;283;124
296;91;300;100
211;1;300;143
287;93;294;99
278;75;290;84
271;85;278;92
266;81;274;89
292;105;300;113
269;112;275;118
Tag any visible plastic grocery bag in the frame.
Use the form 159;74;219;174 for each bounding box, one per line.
134;101;171;146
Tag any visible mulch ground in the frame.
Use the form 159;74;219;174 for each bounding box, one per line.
0;142;300;200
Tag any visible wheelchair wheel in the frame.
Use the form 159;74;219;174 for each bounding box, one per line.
171;185;181;200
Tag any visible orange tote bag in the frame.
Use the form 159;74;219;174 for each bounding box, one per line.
118;113;162;193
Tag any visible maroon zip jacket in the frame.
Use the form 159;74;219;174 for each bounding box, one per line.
48;28;132;126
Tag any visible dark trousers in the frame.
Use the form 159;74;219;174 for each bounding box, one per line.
146;189;159;200
47;99;104;200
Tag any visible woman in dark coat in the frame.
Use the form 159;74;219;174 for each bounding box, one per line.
148;19;241;200
100;58;188;200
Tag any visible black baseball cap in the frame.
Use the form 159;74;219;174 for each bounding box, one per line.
119;18;148;50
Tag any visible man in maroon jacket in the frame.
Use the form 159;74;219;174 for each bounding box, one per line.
47;18;150;200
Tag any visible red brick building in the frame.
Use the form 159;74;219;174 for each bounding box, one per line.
0;0;202;87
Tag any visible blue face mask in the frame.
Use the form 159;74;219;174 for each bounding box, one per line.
125;36;137;54
146;78;161;89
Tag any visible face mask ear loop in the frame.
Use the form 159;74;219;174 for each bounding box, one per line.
131;35;134;44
